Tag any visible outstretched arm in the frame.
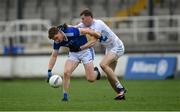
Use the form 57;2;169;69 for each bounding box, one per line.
80;34;98;50
79;28;101;39
47;49;58;82
48;50;58;70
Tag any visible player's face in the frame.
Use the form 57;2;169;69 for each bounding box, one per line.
53;32;64;42
81;15;93;27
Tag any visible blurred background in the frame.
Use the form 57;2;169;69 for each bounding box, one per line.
0;0;180;79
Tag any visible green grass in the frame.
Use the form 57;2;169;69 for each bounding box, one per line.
0;78;180;111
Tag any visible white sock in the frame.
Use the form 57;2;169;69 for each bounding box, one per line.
115;81;123;89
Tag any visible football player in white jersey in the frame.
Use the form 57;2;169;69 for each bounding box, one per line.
76;9;126;100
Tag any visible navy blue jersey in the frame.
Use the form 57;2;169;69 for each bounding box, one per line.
53;27;87;51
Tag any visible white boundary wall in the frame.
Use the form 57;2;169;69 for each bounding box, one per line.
0;54;179;78
0;54;128;78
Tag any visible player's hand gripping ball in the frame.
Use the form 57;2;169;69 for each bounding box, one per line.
49;75;62;88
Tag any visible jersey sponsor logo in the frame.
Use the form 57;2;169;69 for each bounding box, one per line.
99;30;109;42
65;33;74;37
99;36;108;42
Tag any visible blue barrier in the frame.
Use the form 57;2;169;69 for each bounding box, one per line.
125;56;177;80
3;46;24;55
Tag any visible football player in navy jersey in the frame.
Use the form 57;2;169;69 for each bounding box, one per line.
47;24;101;101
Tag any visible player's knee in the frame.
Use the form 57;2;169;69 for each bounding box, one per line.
100;62;107;70
86;76;95;82
64;70;71;79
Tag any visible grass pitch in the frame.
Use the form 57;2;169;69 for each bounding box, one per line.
0;78;180;111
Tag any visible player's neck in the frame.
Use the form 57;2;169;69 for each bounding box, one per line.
62;31;68;41
63;35;68;41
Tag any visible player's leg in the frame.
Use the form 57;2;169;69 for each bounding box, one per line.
83;61;96;82
109;60;117;72
81;48;101;82
101;40;126;100
100;52;122;93
83;61;101;82
100;52;126;100
62;59;79;101
106;60;119;93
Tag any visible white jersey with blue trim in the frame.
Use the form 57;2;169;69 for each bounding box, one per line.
77;19;122;47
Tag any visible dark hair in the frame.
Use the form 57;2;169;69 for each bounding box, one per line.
80;9;93;18
57;23;67;31
48;26;59;39
48;23;67;39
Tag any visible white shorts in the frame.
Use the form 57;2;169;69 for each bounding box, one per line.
68;47;95;64
105;39;125;57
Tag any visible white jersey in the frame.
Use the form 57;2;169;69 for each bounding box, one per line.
77;19;122;47
77;19;125;57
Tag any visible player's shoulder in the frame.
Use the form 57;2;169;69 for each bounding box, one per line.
64;26;78;32
94;19;105;24
76;22;84;28
93;19;107;28
66;26;77;29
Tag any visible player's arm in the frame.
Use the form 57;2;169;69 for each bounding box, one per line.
47;49;58;82
48;49;58;70
80;34;98;50
79;28;101;39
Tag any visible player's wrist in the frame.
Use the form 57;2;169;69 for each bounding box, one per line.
47;69;52;83
80;45;84;50
48;69;52;77
48;69;52;72
79;46;82;50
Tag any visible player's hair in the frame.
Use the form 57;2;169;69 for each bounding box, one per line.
57;23;67;31
48;26;59;39
80;9;93;18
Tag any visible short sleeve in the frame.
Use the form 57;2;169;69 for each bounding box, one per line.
53;42;61;50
